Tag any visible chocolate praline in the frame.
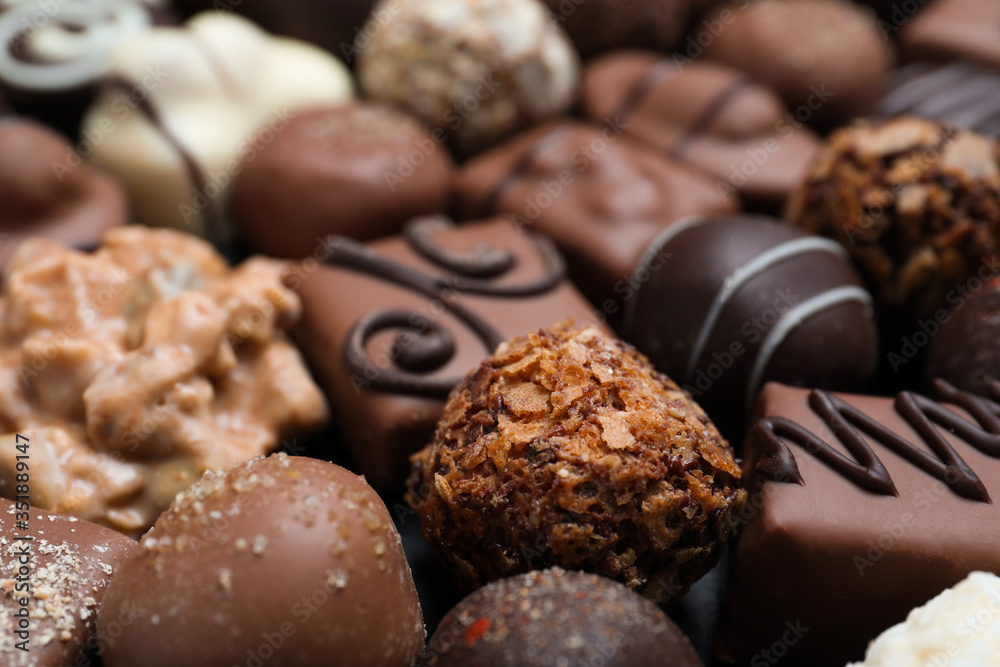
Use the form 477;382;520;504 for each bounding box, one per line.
421;568;703;667
231;103;454;256
97;454;425;667
926;276;1000;396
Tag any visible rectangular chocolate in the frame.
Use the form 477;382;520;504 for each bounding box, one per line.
717;380;1000;666
291;216;607;489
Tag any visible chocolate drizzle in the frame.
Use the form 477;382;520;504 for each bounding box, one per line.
331;217;565;398
479;123;574;220
755;380;1000;502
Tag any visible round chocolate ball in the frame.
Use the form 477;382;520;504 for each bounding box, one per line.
541;0;708;58
0;118;126;272
421;567;703;667
700;0;894;128
407;324;747;596
231;102;454;256
786;116;1000;321
927;276;1000;396
98;453;425;667
356;0;580;155
622;215;878;432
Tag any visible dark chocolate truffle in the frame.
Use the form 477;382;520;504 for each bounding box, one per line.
0;497;136;667
407;324;747;596
0;118;126;272
421;567;703;667
173;0;375;63
926;276;1000;396
582;50;821;211
785;116;1000;321
231;103;454;256
622;215;878;431
98;453;424;667
876;61;1000;139
700;0;894;128
541;0;706;58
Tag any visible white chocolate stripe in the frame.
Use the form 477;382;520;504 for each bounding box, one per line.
745;285;873;415
684;236;850;379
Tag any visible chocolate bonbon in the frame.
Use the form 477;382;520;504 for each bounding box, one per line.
231;102;454;256
717;380;1000;666
356;0;579;155
900;0;1000;72
291;215;604;489
421;567;703;667
926;276;1000;397
582;51;821;211
623;215;878;432
0;118;126;272
0;497;136;667
786;116;1000;321
454;120;735;306
700;0;894;129
80;12;354;242
98;453;424;667
0;227;327;535
407;324;746;594
876;61;1000;138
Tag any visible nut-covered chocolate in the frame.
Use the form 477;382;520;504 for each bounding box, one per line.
407;324;746;595
0;227;327;535
421;567;703;667
98;453;425;667
582;51;821;211
540;0;707;58
80;12;354;242
701;0;894;128
623;215;878;433
231;103;454;256
0;118;126;272
926;276;1000;396
0;497;136;667
786;116;1000;321
356;0;580;155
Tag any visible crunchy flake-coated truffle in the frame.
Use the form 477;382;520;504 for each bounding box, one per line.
407;324;746;595
356;0;580;155
98;453;425;667
420;567;703;667
786;117;1000;320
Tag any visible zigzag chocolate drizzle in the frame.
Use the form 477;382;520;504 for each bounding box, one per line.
332;217;566;398
755;380;1000;502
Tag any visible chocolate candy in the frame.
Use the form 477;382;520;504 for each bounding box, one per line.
231;103;454;257
356;0;579;155
80;12;353;243
407;324;746;595
97;453;424;667
901;0;1000;72
0;118;126;272
582;51;821;211
540;0;706;58
926;276;1000;396
0;0;158;136
622;215;878;433
717;380;1000;666
421;567;703;667
849;571;1000;667
786;116;1000;321
0;497;135;667
700;0;894;129
173;0;375;62
877;61;1000;138
290;215;604;489
454;120;735;307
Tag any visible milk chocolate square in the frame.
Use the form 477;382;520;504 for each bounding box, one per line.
291;216;606;489
717;381;1000;666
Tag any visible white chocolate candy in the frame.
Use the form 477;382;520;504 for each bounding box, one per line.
80;12;354;241
849;571;1000;667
